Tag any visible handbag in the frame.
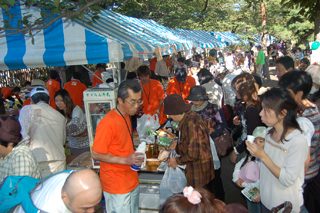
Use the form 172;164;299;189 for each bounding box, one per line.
212;130;233;157
269;201;293;213
239;161;260;183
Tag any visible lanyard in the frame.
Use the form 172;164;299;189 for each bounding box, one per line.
179;82;184;96
142;81;151;105
116;107;134;148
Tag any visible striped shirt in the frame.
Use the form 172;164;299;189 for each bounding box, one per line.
302;106;320;182
176;110;215;187
0;140;41;183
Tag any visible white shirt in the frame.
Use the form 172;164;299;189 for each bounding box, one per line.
155;60;169;77
260;129;308;213
225;56;235;72
202;81;223;109
222;73;237;107
14;172;72;213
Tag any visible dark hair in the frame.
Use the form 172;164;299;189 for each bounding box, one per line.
177;57;185;63
31;93;50;104
117;80;142;102
237;80;260;108
0;139;18;148
25;81;31;86
252;74;262;89
72;72;81;80
54;89;74;120
197;68;213;85
126;72;137;80
50;70;59;80
159;188;226;213
137;65;151;77
278;71;312;99
12;87;20;93
300;58;310;66
276;56;294;71
121;62;126;69
297;48;302;52
261;87;301;143
96;63;106;69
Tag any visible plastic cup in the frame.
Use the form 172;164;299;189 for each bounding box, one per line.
247;135;255;144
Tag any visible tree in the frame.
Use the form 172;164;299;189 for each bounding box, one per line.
0;0;110;38
282;0;320;41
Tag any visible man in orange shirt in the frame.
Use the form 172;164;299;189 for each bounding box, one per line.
1;87;23;106
167;67;196;103
148;57;157;72
137;65;167;125
92;63;105;87
92;80;144;213
22;79;47;108
46;70;60;109
63;72;87;109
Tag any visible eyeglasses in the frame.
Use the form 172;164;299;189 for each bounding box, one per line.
125;100;144;106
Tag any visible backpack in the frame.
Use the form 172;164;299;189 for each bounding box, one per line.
0;170;72;213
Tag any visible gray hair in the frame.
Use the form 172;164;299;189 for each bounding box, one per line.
31;93;50;104
117;80;142;101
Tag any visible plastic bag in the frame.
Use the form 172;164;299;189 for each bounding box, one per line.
137;114;160;138
209;136;221;170
159;167;187;204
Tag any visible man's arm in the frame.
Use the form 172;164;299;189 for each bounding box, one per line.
91;150;144;166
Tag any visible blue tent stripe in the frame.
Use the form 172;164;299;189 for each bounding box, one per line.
43;16;66;67
2;4;27;70
85;29;110;64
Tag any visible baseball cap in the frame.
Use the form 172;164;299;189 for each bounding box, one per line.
30;86;49;97
252;126;267;139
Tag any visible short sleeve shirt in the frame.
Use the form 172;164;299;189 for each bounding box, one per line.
63;80;87;109
46;79;60;109
92;110;139;194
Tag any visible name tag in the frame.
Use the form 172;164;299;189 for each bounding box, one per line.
49;81;52;85
71;81;77;86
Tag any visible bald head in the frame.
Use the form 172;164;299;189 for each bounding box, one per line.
62;169;102;213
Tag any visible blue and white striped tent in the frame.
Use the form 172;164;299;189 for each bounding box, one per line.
174;29;226;49
0;3;192;70
211;31;249;45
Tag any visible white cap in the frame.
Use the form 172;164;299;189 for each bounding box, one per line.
30;86;49;97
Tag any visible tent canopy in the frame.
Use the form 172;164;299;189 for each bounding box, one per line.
0;3;192;70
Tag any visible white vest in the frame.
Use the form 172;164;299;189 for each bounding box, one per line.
29;103;67;162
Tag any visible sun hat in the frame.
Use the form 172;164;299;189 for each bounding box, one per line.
216;66;229;75
252;126;267;139
189;61;200;68
30;86;49;97
163;94;191;115
175;67;187;82
197;68;213;85
31;79;48;88
306;65;320;85
0;115;22;143
185;86;209;101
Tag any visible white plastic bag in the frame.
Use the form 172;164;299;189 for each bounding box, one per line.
159;167;187;204
137;114;160;138
209;136;221;170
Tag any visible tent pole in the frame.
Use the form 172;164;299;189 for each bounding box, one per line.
81;65;103;83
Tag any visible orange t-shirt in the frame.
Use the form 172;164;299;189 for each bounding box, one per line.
1;87;20;99
150;58;157;72
92;109;139;194
63;80;87;109
167;76;196;102
140;79;166;124
92;71;103;87
22;98;31;108
46;79;60;109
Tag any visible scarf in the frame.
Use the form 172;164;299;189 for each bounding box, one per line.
191;101;208;112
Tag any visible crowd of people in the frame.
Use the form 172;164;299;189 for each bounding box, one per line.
0;45;320;213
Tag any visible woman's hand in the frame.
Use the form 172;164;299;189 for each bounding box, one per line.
253;196;261;203
235;179;244;188
168;158;178;168
246;140;266;159
233;116;241;126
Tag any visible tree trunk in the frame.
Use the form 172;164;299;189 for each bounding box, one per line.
260;1;270;80
315;2;320;41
